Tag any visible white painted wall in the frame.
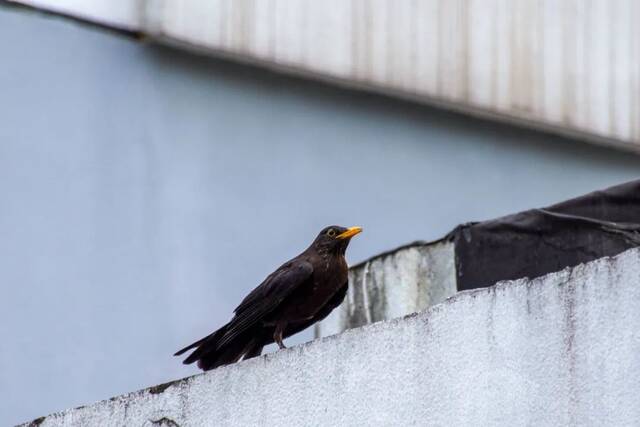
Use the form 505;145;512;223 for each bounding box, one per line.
23;248;640;426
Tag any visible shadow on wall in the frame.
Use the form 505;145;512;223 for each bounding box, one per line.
144;43;640;167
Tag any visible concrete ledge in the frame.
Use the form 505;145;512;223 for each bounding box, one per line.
24;248;640;426
316;240;456;338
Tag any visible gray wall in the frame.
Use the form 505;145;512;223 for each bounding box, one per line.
1;6;639;426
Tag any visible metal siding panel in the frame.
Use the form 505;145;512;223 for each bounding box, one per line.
10;0;142;29
467;0;495;108
13;0;640;149
588;0;612;137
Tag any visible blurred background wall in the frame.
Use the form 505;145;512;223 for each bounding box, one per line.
1;4;639;425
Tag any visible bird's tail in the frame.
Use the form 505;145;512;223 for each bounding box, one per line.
173;334;211;357
174;325;264;371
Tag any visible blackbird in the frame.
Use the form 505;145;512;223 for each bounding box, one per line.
174;225;362;370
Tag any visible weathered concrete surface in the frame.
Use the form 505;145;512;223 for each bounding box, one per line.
24;248;640;426
316;240;456;338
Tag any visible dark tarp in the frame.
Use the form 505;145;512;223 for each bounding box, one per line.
450;179;640;291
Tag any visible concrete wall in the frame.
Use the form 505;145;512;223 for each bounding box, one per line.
2;6;640;426
24;248;640;426
317;241;456;338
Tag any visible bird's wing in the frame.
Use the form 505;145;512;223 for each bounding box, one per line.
284;281;348;338
216;260;314;350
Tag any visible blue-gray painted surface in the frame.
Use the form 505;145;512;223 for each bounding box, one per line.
0;6;639;426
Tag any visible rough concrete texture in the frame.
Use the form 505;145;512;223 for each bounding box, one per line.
316;241;456;338
23;248;640;426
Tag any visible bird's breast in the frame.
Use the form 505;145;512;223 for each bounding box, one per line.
279;255;348;323
310;256;347;296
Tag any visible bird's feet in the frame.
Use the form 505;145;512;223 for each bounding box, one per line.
274;324;287;349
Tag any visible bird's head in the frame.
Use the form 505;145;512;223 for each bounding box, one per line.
312;225;362;255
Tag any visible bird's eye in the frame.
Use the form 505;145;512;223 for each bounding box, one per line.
327;229;336;237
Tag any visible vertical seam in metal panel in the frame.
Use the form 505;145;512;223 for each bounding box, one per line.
583;0;592;129
632;0;639;142
508;0;516;110
351;0;359;78
268;0;275;59
461;0;470;102
363;0;372;82
220;0;228;49
298;0;307;67
410;0;419;92
436;0;444;97
491;0;498;108
538;0;546;119
525;0;535;113
562;0;574;126
383;0;391;85
608;2;616;136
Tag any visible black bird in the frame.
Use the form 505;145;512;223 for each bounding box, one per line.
174;225;362;371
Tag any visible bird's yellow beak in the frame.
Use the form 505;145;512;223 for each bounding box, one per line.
336;226;363;240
